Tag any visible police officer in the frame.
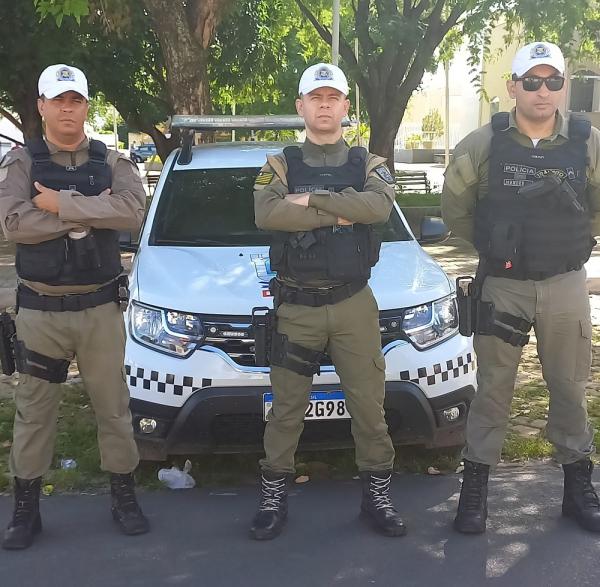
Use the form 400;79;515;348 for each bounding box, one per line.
0;64;149;549
442;42;600;534
250;63;405;540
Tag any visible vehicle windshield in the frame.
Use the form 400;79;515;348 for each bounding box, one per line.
150;167;413;246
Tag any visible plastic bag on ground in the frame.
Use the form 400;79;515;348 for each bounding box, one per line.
157;459;196;489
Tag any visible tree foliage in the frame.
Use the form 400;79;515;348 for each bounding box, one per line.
0;1;88;139
295;0;599;166
27;0;600;167
422;109;444;139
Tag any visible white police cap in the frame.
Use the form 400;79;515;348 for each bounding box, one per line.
512;42;565;77
38;64;89;100
298;63;350;96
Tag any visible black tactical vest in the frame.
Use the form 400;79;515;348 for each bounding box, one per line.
473;112;595;280
269;145;381;283
15;139;123;285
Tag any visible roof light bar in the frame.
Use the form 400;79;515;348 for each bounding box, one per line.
171;115;307;131
172;115;354;165
171;114;353;131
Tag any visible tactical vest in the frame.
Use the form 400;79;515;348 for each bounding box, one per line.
15;139;122;285
269;146;381;283
473;112;595;280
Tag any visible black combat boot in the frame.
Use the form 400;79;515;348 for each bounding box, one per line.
562;458;600;533
454;459;489;534
2;477;42;550
110;473;150;536
249;471;289;540
359;471;407;537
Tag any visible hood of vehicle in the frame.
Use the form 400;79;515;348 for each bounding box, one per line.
134;241;452;315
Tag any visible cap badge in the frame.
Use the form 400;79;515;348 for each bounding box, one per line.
530;44;551;59
56;67;75;82
314;66;334;81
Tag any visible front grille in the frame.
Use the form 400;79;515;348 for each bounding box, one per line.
202;313;405;368
205;336;256;367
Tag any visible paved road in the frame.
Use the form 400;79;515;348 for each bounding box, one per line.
1;462;599;587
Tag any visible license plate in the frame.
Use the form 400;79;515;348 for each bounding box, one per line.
263;391;350;421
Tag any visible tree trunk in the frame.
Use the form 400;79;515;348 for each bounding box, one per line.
366;83;415;173
13;84;43;141
143;0;230;116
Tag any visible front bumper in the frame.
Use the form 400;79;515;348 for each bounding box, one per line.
130;382;475;460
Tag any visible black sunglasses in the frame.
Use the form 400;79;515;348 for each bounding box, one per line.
512;74;565;92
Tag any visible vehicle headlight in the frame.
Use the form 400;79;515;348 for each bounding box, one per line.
402;294;459;350
129;301;203;357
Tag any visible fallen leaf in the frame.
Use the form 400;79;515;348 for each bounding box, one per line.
427;466;441;475
295;475;310;484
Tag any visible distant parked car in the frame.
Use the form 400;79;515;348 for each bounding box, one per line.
130;143;157;163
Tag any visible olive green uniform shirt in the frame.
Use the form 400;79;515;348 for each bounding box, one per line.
442;109;600;243
0;137;146;295
253;137;395;287
254;137;395;230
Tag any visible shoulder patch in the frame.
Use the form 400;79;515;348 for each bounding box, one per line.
0;153;20;183
255;171;274;186
373;165;395;185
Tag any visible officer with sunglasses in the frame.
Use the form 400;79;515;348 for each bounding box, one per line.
442;42;600;534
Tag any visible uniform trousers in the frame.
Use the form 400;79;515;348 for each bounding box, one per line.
464;268;595;465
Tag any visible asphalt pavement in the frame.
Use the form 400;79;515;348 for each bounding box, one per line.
1;461;600;587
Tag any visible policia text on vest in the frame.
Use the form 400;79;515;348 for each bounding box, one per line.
0;63;149;550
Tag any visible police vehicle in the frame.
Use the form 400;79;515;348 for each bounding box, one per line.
122;115;476;460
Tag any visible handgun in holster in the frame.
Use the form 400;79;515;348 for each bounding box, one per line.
70;231;102;270
517;175;585;214
252;306;276;367
455;259;495;337
0;312;16;375
117;275;130;312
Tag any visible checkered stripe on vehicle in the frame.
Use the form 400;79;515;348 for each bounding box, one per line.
399;353;476;386
125;365;212;396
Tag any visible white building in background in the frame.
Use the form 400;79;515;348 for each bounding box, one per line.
395;44;481;150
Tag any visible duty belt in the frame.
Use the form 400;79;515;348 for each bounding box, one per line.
487;261;584;281
270;278;366;307
17;280;118;312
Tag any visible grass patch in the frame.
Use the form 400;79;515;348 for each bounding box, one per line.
0;384;110;492
510;381;549;422
502;434;553;461
396;192;441;207
394;446;462;474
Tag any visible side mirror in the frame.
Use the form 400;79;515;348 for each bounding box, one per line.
119;232;138;253
418;216;449;245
